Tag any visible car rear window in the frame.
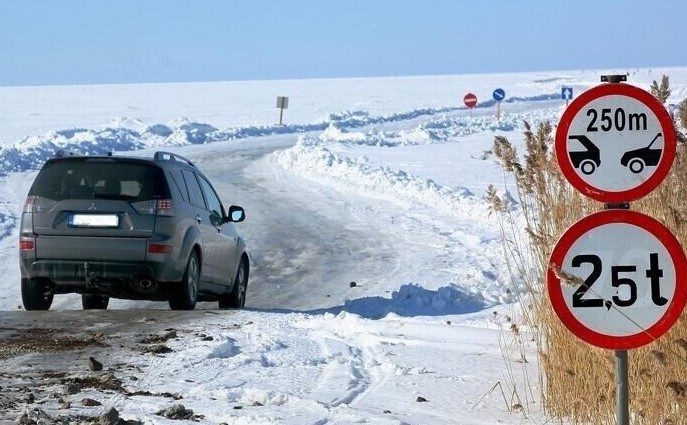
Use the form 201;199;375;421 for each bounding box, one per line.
30;159;170;201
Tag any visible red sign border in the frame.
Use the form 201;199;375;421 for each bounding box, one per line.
548;210;687;349
464;92;477;108
555;83;676;203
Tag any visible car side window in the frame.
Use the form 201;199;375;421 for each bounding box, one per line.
181;169;206;209
168;169;190;203
197;174;224;218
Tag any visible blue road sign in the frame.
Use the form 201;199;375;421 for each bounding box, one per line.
492;88;505;102
562;87;573;100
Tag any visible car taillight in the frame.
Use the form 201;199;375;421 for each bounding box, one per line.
148;243;173;254
132;199;174;216
156;199;173;216
19;237;35;252
23;196;37;213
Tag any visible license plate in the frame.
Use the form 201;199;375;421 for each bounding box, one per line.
69;214;119;228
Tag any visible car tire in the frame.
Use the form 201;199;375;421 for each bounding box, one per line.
169;251;199;310
21;278;53;311
82;294;109;310
219;259;247;309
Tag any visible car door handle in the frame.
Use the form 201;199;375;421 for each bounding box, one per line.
195;215;202;224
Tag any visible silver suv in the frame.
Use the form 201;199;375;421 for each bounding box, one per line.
19;151;249;311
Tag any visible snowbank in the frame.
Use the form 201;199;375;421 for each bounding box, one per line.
0;93;560;176
275;135;485;219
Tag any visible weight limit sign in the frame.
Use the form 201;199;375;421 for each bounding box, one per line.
548;210;687;349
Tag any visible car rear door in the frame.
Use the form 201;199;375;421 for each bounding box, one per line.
28;158;164;262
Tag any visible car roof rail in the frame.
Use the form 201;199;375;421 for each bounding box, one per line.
54;149;76;158
154;151;196;168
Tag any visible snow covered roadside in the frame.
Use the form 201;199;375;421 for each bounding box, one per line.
0;304;539;425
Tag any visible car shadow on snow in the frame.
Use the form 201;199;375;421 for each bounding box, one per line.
299;283;488;319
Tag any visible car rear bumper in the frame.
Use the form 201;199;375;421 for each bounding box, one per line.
23;259;180;299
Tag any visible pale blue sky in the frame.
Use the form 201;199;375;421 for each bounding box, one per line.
0;1;684;86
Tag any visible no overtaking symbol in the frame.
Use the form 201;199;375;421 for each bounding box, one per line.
555;83;676;203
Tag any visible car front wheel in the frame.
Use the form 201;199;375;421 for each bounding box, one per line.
219;259;247;309
169;251;199;310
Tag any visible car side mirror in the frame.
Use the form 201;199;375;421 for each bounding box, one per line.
225;205;245;223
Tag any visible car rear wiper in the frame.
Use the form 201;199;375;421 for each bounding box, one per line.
93;193;137;200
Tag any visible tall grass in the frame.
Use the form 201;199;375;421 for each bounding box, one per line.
491;105;687;423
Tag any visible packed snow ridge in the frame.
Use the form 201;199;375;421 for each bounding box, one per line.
0;94;561;176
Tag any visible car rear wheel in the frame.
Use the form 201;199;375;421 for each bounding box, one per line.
169;251;199;310
21;278;53;311
219;259;247;309
82;294;109;310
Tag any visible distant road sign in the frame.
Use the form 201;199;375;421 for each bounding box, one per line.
492;88;505;102
276;96;289;109
562;87;573;100
548;210;687;349
555;83;676;203
464;93;477;108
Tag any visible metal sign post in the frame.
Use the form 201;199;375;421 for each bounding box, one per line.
492;88;505;121
276;96;289;125
550;75;683;425
604;74;629;425
616;349;629;425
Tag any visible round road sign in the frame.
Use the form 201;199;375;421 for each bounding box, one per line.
464;93;477;108
548;210;687;349
493;88;505;102
555;83;676;203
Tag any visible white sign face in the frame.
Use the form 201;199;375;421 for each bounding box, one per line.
555;83;676;203
566;95;662;191
559;221;675;336
548;210;687;349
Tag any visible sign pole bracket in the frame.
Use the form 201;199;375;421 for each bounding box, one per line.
601;74;628;83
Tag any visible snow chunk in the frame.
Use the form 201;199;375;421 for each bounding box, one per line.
206;337;240;359
338;283;487;319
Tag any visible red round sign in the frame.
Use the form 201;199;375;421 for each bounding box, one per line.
555;83;676;203
548;210;687;349
464;93;477;108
